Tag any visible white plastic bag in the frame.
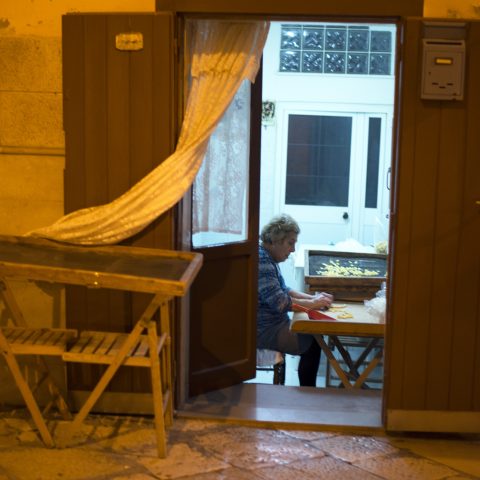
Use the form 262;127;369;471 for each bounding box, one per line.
364;282;386;322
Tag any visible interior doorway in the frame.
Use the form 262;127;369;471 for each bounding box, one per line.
183;18;397;430
252;20;396;389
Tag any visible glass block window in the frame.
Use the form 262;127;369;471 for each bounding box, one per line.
280;24;393;75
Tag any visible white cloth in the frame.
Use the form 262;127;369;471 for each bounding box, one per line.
27;20;269;245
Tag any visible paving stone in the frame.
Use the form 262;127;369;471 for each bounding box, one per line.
310;433;399;462
185;467;265;479
354;451;459;480
280;429;337;441
137;442;228;479
93;428;159;457
0;447;132;479
195;426;323;470
254;454;382;480
110;474;158;480
17;430;43;445
0;435;19;448
3;417;33;432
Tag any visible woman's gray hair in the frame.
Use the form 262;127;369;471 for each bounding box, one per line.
260;213;300;245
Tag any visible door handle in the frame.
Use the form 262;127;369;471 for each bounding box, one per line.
343;212;349;220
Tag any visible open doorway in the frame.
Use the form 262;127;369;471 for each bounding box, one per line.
184;18;397;429
251;20;395;388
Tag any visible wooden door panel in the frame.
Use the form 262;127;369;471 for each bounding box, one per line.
63;12;176;396
188;75;262;397
386;18;480;416
189;246;257;396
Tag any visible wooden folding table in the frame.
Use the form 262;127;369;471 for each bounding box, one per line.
291;302;385;389
0;235;202;457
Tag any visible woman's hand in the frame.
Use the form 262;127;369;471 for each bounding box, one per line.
290;290;334;310
311;291;334;309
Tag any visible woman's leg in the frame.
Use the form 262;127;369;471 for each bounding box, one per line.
298;339;321;387
262;323;321;387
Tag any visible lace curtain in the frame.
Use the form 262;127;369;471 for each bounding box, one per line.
28;20;269;245
193;79;250;238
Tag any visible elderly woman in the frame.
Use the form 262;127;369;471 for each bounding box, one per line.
257;213;333;386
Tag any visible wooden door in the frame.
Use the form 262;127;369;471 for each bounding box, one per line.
187;78;263;397
62;12;177;404
385;18;480;432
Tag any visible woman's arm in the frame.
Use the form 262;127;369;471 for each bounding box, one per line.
289;289;333;310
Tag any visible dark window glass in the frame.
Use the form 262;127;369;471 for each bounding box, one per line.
285;115;352;207
348;29;369;51
370;31;392;52
365;117;381;208
370;53;391;75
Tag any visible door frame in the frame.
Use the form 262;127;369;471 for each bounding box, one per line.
166;2;414;427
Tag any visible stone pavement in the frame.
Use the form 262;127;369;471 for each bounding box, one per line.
0;407;479;479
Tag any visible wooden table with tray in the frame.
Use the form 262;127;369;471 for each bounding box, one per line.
291;301;385;389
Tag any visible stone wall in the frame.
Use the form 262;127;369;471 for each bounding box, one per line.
0;0;154;405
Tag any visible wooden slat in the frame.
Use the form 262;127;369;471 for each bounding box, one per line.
68;331;93;354
37;330;58;346
81;332;107;355
132;337;150;358
95;333;119;356
4;328;77;356
108;334;129;356
63;331;167;367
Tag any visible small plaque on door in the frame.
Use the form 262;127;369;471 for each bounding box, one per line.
115;32;143;51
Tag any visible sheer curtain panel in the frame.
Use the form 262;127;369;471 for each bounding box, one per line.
28;20;269;245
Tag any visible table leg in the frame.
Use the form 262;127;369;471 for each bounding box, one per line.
0;332;54;447
315;335;353;389
147;320;167;458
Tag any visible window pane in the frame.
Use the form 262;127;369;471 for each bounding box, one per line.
285;115;352;207
281;25;302;49
324;52;346;73
280;50;301;72
347;53;368;74
303;27;324;50
370;31;392;52
192;81;250;248
325;27;347;50
348;29;369;51
302;51;323;73
365;117;381;208
370;53;391;75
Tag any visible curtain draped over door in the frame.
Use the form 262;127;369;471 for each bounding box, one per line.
28;20;269;245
